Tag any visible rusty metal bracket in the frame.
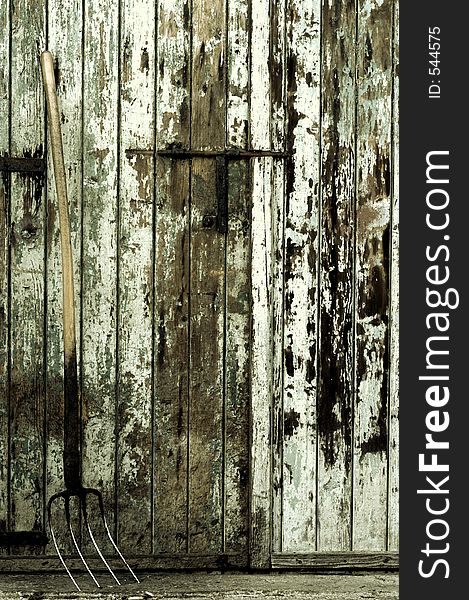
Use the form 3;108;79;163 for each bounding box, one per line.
126;147;289;234
0;157;46;173
0;531;48;547
154;148;289;159
125;148;289;159
215;156;228;234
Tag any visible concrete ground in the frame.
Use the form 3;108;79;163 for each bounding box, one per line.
0;572;398;600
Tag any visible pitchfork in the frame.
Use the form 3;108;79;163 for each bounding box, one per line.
40;51;140;591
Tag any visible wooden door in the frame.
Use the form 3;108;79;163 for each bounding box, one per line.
0;0;257;569
260;0;400;570
0;0;399;573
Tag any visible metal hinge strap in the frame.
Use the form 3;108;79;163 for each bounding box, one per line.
0;157;46;173
126;148;289;159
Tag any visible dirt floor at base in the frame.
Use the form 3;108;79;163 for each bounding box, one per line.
0;573;398;600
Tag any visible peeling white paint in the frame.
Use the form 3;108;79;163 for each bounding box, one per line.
353;0;394;551
281;0;321;553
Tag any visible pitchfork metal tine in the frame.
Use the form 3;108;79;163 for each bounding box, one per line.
64;495;101;588
92;489;140;584
81;493;121;585
47;494;80;592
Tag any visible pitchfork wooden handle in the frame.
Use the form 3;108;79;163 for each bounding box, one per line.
41;51;81;490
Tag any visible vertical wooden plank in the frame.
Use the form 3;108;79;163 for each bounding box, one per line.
224;0;250;556
188;158;225;552
9;0;46;545
81;0;119;551
224;159;250;554
281;0;320;552
270;0;286;554
45;0;84;556
353;0;393;551
153;158;189;553
316;0;355;551
116;0;155;554
248;0;275;568
226;0;249;149
0;0;10;541
0;178;7;541
0;1;9;154
250;0;270;150
191;0;225;151
153;0;191;554
156;0;191;149
250;156;273;567
248;0;286;566
188;0;226;554
271;160;285;553
387;0;399;552
270;0;286;153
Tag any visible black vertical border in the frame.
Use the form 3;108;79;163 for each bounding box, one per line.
400;3;467;597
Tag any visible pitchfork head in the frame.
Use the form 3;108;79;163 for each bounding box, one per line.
47;487;140;591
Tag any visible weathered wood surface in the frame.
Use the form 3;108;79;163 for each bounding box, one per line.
248;0;275;570
224;159;250;554
226;0;249;148
191;0;225;152
224;0;250;556
270;0;286;555
0;553;248;571
353;0;393;551
316;0;355;552
189;158;225;552
281;0;321;554
45;0;83;557
0;0;10;549
271;552;399;570
250;157;273;568
272;0;398;555
188;0;226;553
9;0;46;553
116;0;155;554
271;0;286;153
250;0;271;150
388;0;399;552
153;0;191;554
0;0;399;562
271;159;285;554
153;157;190;553
80;0;119;553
